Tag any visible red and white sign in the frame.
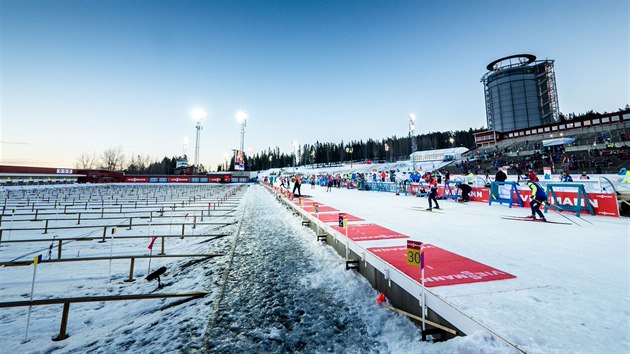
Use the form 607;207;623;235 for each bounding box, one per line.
125;177;148;183
168;177;190;183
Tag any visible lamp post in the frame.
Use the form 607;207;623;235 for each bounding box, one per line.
449;137;455;148
384;143;389;162
268;155;273;169
237;111;248;169
291;141;298;170
191;107;207;174
345;146;354;168
409;113;417;171
310;149;315;168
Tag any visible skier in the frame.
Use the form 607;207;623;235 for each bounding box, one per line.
280;177;287;189
456;182;472;202
426;174;440;210
292;176;302;197
526;179;548;221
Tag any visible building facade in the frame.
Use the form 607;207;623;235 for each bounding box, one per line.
481;54;560;132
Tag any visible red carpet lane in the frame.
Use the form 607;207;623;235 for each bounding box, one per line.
367;244;516;287
312;213;364;223
306;205;339;213
331;224;409;241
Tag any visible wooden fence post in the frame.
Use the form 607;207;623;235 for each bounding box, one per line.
53;302;70;341
127;258;135;282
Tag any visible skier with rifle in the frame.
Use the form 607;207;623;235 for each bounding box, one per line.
526;180;548;221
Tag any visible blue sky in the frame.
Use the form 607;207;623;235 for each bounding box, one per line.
1;0;628;169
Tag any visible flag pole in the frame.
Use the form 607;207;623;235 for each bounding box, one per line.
148;235;158;274
148;246;153;274
24;255;41;343
421;245;426;336
344;216;349;259
8;209;15;240
108;228;116;282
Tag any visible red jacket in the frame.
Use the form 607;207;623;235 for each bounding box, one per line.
528;171;539;182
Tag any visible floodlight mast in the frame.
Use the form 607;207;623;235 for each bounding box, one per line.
236;111;248;159
190;107;206;173
291;140;298;169
409;113;417;171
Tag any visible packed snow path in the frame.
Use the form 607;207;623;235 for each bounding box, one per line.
202;185;512;353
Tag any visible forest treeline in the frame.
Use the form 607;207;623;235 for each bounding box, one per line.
75;107;630;173
75;128;484;174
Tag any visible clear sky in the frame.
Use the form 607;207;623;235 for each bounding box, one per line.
1;0;628;169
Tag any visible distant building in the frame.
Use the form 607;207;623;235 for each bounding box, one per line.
174;157;192;175
175;158;188;169
481;54;560;132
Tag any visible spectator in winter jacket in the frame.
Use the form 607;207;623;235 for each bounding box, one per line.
495;169;507;182
527;169;540;182
560;170;573;182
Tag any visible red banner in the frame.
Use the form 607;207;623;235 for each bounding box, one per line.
331;223;408;241
515;190;619;217
368;244;516;287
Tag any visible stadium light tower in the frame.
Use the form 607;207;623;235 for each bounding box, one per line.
190;107;206;173
345;146;353;168
291;140;298;169
236;111;248;156
408;113;417;171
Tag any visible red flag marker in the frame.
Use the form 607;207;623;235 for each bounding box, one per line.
148;236;158;250
376;292;386;304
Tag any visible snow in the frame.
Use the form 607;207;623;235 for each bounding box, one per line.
292;180;630;354
0;183;520;353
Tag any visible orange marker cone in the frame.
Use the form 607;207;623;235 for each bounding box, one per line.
376;292;386;304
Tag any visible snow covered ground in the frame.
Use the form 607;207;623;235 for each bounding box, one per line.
290;181;629;354
1;184;519;353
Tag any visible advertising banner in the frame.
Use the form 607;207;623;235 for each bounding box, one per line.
467;187;619;217
235;150;245;171
125;177;148;183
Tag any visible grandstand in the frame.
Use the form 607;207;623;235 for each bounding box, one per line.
466;110;630;175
